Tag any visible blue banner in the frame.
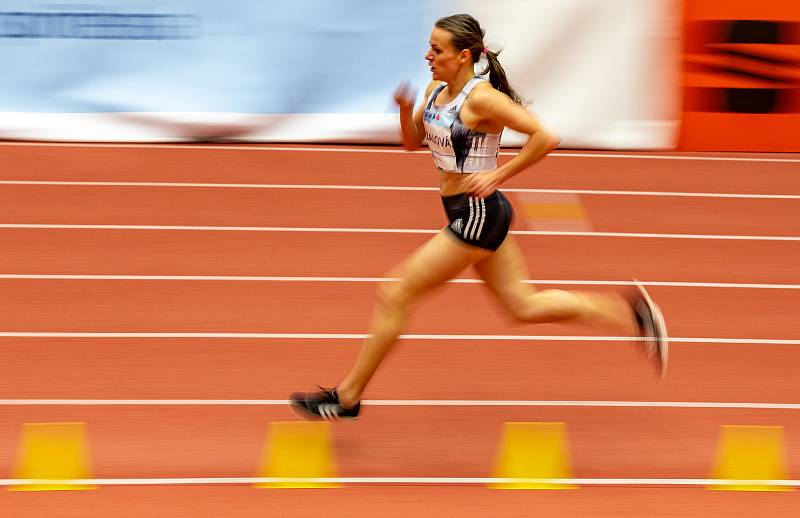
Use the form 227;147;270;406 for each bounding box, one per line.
0;1;430;113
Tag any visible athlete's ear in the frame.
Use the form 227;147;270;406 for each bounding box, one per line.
458;49;471;64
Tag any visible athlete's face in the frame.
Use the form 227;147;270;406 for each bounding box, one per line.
426;27;470;82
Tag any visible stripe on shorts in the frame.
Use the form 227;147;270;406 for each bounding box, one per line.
464;197;475;238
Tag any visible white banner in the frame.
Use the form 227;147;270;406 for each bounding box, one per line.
0;0;679;148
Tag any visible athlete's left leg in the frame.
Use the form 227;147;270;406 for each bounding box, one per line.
473;235;634;330
473;235;667;374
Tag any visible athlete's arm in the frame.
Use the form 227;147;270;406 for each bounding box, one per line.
464;88;559;197
394;80;440;151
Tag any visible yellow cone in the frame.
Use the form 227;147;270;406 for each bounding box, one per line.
255;421;339;488
490;422;576;490
710;425;792;491
11;422;95;491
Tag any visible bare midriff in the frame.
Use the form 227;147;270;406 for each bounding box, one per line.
438;169;490;196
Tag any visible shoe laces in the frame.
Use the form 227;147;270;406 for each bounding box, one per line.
316;386;339;403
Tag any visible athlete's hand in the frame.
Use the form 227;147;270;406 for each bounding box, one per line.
465;170;503;198
393;82;417;111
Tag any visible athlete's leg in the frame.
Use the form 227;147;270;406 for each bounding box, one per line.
473;235;634;331
336;230;490;407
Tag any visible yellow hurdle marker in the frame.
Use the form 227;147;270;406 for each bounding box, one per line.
490;422;576;490
255;421;340;489
710;425;792;492
11;422;95;491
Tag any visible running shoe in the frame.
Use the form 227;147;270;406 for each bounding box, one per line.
289;387;360;421
627;279;669;377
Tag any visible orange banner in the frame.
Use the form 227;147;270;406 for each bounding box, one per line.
679;1;800;151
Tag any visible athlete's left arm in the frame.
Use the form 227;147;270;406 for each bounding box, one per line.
465;89;559;198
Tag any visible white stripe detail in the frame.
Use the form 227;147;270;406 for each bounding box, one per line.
3;141;800;163
463;197;475;239
0;332;799;345
3;181;800;200
0;399;798;410
3;223;800;241
466;197;479;240
0;477;797;487
318;403;339;420
472;197;483;240
0;275;798;290
474;197;486;240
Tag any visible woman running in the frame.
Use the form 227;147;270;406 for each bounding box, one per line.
290;13;667;420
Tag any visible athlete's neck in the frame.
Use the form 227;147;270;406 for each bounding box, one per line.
445;67;476;98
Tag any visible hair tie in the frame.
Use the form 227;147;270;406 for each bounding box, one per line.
482;47;489;55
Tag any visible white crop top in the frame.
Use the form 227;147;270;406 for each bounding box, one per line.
422;76;502;174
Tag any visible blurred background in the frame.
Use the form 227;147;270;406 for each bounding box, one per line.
0;1;798;516
0;0;777;150
2;0;797;150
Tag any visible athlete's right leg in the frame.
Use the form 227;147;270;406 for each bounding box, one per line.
291;229;490;418
335;230;490;408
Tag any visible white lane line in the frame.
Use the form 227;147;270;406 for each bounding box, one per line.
0;477;797;487
2;141;800;163
0;275;798;290
2;224;800;241
2;181;799;200
0;399;797;410
0;332;798;345
0;181;432;191
0;224;434;234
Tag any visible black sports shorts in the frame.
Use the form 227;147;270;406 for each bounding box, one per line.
441;190;513;251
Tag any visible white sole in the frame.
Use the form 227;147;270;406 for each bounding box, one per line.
633;279;669;378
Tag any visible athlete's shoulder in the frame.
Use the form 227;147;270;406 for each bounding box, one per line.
424;80;444;99
465;81;509;115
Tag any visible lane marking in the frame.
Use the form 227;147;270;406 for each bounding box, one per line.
0;181;433;191
0;224;436;234
0;399;797;409
0;275;798;290
2;180;799;200
2;224;800;241
2;141;800;163
0;476;797;487
0;332;798;345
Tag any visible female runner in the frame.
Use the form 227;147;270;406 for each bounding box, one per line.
291;13;667;420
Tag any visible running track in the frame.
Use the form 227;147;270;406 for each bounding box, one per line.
0;142;798;516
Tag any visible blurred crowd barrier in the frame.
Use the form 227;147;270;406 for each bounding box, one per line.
0;0;678;148
0;1;795;151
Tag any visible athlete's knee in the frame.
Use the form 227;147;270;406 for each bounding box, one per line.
508;289;578;323
497;291;534;322
492;286;539;322
507;298;538;322
375;280;412;313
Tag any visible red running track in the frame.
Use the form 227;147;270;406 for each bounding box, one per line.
0;143;799;516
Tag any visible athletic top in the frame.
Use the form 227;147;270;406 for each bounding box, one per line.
422;76;502;174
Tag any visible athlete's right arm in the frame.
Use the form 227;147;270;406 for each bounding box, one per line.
394;80;439;151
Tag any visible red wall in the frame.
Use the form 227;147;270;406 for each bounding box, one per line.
679;1;800;151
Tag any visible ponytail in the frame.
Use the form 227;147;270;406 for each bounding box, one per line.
481;49;523;105
435;14;524;105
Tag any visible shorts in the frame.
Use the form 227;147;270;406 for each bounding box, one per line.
441;190;514;251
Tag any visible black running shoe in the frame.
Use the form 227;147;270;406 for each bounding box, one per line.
289;387;360;421
627;279;669;377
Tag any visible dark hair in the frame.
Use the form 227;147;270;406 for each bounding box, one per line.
434;13;523;105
